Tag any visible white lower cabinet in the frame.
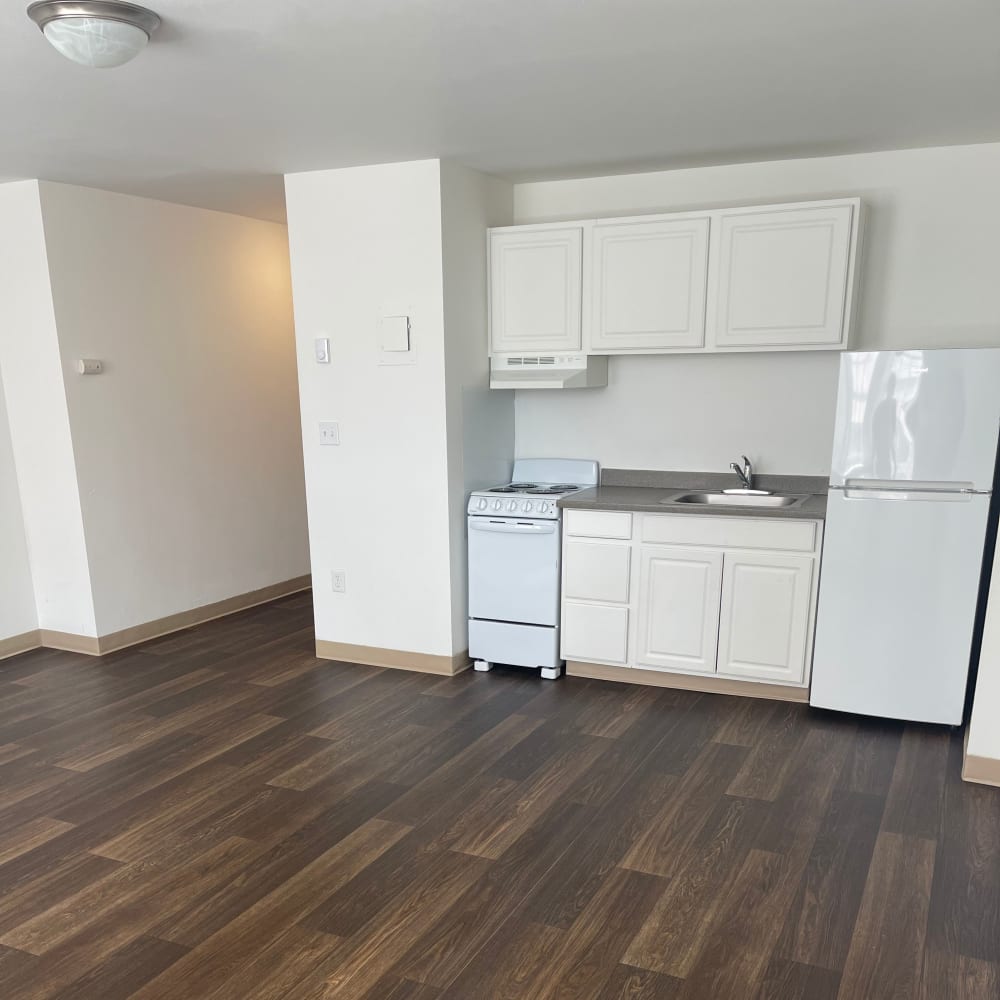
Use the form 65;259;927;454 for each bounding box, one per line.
562;601;629;665
561;512;823;688
717;551;815;684
635;545;722;673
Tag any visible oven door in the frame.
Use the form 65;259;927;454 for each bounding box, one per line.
468;516;561;627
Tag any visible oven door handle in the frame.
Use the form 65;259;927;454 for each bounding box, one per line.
469;519;557;535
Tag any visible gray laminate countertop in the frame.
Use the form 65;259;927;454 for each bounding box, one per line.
558;469;828;521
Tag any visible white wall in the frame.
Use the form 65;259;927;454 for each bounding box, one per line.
440;161;514;651
0;378;36;642
286;160;513;659
34;182;309;637
513;142;1000;474
286;160;456;657
0;181;97;636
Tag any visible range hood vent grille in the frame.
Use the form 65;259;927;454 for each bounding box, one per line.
506;356;557;366
489;353;608;390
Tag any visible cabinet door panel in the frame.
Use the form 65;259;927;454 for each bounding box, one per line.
718;551;814;684
490;227;583;354
713;203;854;349
635;545;722;673
562;601;629;665
591;218;710;352
563;539;631;604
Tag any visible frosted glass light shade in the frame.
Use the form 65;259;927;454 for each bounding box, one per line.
42;16;149;68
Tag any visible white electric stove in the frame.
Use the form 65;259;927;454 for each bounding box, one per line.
467;458;599;680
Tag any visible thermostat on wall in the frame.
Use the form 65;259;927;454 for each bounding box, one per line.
76;359;103;375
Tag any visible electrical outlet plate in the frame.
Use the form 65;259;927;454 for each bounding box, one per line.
331;571;346;593
319;422;340;446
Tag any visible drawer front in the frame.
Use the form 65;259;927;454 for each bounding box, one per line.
563;539;631;603
562;601;629;665
564;509;633;540
641;514;818;553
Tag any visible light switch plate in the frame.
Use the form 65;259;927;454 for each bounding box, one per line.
314;338;330;364
319;421;340;446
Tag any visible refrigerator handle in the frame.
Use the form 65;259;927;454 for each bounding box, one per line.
831;484;989;502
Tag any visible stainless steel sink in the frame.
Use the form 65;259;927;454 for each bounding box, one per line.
664;491;807;508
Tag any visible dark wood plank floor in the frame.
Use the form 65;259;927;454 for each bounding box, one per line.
0;592;997;999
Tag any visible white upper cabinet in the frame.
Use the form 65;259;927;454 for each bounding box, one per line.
487;197;862;361
489;225;584;355
710;201;859;351
590;217;710;353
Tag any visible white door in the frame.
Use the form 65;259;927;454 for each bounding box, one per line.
468;517;561;626
635;545;722;673
811;489;990;724
829;348;1000;489
489;226;583;355
590;217;710;352
712;202;855;349
717;551;814;684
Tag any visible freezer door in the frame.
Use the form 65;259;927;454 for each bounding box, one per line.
811;489;991;724
830;349;1000;489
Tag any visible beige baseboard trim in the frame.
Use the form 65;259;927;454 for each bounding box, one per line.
38;630;102;655
962;753;1000;788
96;575;313;655
11;577;313;660
316;640;471;676
566;660;810;703
0;630;42;661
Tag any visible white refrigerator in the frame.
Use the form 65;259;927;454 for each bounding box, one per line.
810;348;1000;725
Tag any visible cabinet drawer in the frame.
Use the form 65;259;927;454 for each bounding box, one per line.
563;539;631;603
564;509;632;539
562;601;629;665
641;514;818;553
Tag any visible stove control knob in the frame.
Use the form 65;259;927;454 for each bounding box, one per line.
477;498;488;511
539;502;550;514
492;500;502;511
523;501;533;513
508;500;518;512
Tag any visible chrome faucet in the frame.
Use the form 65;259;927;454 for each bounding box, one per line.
730;455;754;491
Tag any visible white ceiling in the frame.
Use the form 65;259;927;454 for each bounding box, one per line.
3;0;999;221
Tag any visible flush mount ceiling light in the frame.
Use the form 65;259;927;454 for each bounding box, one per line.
27;1;160;69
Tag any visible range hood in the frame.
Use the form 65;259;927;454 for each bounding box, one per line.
490;354;608;390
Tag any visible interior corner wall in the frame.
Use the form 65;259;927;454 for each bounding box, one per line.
511;142;1000;475
35;181;309;637
0;378;37;642
439;161;515;653
0;181;97;637
285;160;457;658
